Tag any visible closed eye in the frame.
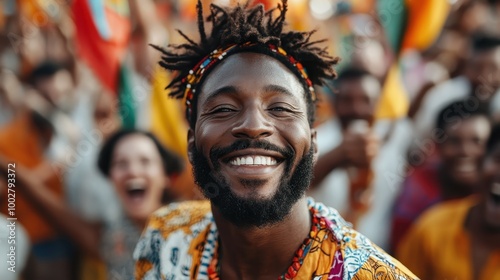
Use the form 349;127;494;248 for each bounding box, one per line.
215;107;233;112
269;106;293;112
208;106;238;115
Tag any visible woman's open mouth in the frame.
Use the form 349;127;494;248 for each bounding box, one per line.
125;180;148;204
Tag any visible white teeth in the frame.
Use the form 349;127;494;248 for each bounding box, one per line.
229;156;278;166
255;156;262;164
246;156;253;165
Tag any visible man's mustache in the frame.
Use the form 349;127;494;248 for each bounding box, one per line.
209;139;294;165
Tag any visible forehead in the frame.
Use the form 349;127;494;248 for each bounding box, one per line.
198;52;306;105
445;115;490;135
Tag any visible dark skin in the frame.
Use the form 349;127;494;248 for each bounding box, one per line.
465;143;500;279
437;116;491;199
333;76;380;131
467;204;500;280
187;53;316;279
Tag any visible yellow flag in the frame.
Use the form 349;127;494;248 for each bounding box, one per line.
150;67;189;159
149;67;200;200
375;64;409;119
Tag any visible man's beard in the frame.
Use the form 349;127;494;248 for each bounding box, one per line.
191;139;314;228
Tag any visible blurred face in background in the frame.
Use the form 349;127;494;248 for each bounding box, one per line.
425;30;469;78
469;47;500;99
333;75;381;130
481;141;500;230
34;68;75;113
438;116;491;189
109;134;169;225
456;1;489;34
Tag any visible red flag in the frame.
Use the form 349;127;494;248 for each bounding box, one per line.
72;0;131;94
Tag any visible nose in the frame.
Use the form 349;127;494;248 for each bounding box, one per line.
124;160;142;177
231;106;274;139
457;140;481;158
352;101;372;120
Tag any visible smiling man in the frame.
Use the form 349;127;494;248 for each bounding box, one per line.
133;1;417;279
397;124;500;280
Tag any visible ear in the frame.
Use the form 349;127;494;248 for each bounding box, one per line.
187;128;195;165
311;128;318;163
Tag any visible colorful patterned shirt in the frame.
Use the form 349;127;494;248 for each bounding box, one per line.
134;198;418;280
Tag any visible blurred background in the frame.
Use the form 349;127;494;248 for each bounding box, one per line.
0;0;499;279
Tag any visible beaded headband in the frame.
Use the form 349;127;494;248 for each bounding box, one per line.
181;42;316;120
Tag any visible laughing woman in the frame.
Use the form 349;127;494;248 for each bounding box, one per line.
0;129;183;280
96;129;184;279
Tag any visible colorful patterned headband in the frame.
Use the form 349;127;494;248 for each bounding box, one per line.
181;42;316;120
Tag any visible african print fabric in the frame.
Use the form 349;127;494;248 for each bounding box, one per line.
134;198;418;279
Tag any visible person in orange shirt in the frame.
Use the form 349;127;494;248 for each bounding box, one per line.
390;99;492;253
0;61;77;280
397;124;500;280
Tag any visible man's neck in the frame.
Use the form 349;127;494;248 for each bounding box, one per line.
467;203;500;247
212;198;311;280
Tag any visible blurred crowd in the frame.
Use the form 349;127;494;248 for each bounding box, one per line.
0;0;499;279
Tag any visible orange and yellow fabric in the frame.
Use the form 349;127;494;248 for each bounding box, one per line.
397;196;500;280
134;198;418;279
401;0;450;52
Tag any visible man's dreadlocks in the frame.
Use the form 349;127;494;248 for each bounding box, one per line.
153;0;339;127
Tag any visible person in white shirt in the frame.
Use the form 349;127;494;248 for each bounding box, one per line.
310;68;413;250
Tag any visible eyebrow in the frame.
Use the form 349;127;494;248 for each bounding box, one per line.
203;84;297;104
263;85;295;98
204;86;238;104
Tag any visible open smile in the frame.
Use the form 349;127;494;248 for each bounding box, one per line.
220;149;286;178
230;155;278;166
124;179;150;205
